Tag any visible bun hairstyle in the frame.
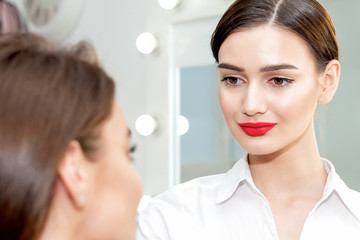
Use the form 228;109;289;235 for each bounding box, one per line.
0;33;114;240
211;0;338;72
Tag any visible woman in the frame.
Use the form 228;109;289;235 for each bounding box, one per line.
137;0;360;239
0;33;142;240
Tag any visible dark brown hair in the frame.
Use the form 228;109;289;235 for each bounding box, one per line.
211;0;338;72
0;33;115;240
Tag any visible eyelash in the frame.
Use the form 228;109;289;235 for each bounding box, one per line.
128;144;136;162
220;76;294;88
269;77;294;88
129;144;136;154
221;76;244;88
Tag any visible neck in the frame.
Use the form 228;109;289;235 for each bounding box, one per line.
248;121;327;197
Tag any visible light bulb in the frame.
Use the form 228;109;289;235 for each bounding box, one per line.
136;32;158;54
157;0;181;10
177;115;189;136
135;114;157;136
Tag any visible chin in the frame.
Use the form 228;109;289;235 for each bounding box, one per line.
242;145;275;156
233;134;279;156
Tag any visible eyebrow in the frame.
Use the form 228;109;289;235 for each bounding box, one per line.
260;64;298;72
217;63;298;73
218;63;244;72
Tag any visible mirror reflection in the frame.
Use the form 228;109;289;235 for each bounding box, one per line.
178;64;245;182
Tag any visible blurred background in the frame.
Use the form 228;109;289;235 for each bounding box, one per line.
7;0;360;196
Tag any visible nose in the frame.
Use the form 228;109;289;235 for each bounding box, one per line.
241;83;266;116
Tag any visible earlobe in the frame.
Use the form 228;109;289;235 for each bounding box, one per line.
318;59;341;104
58;140;89;209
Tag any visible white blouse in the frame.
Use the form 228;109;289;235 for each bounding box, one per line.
137;155;360;240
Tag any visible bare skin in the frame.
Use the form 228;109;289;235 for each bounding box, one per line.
249;120;327;240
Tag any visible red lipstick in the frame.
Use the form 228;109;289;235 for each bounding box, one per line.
238;122;277;136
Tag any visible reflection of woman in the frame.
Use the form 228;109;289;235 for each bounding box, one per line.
0;33;141;240
138;0;360;239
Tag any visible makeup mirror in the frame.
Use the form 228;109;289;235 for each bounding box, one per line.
170;15;245;182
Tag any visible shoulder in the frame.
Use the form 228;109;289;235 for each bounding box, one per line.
346;188;360;218
139;155;248;216
348;188;360;198
326;158;360;222
137;174;225;239
336;177;360;223
147;173;224;211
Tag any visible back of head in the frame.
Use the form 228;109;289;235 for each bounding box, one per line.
211;0;338;72
0;33;114;240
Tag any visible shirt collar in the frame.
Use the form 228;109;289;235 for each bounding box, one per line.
216;154;251;204
216;155;360;222
322;158;360;222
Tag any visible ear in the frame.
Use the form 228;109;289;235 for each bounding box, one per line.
317;59;341;104
58;141;90;209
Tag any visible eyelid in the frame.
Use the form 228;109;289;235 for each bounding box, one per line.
220;75;245;87
220;73;244;79
268;76;294;87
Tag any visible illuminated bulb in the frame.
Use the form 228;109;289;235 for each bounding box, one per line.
177;115;189;136
135;114;157;136
157;0;181;10
136;32;158;54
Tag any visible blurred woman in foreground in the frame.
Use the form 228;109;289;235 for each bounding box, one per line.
0;33;142;240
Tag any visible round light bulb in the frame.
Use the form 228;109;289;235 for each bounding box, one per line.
136;32;158;54
135;114;157;136
157;0;180;10
177;115;189;136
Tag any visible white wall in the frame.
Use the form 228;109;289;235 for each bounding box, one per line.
63;0;155;193
318;0;360;191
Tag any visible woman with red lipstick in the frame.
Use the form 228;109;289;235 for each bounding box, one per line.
138;0;360;239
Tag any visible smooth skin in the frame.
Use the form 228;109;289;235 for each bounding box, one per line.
40;102;142;240
218;25;340;240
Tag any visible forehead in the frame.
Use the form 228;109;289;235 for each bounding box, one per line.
112;102;128;133
102;101;128;140
218;25;316;69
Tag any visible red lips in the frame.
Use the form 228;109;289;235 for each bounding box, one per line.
238;122;277;136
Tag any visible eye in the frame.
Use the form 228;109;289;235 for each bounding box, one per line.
127;144;137;162
129;144;136;154
221;76;244;87
269;77;294;87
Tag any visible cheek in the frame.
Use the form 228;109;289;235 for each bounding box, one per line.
111;158;142;213
218;88;237;117
121;165;142;207
272;88;319;125
90;161;142;239
105;145;142;203
117;165;142;237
